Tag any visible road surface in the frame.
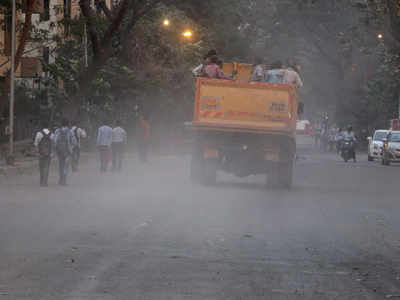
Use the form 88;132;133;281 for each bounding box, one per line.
0;151;399;299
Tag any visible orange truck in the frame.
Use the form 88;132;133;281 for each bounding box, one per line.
189;63;300;188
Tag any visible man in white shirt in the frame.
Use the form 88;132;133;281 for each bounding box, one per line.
71;122;87;172
112;120;127;171
34;121;54;186
250;57;265;82
283;63;303;88
97;121;113;172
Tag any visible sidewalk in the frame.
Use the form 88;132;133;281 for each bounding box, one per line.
0;155;39;178
0;139;38;178
0;152;93;179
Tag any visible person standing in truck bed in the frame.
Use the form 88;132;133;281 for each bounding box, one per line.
250;57;265;82
204;56;234;80
283;62;303;88
192;49;217;77
265;61;285;83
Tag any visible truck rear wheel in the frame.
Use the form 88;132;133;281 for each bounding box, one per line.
203;159;217;185
278;160;293;189
190;153;204;183
266;163;279;188
266;161;293;189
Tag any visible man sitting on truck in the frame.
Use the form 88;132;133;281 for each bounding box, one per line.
250;57;265;82
265;61;285;83
204;56;234;80
192;50;217;77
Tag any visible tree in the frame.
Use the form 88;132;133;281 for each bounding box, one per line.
387;0;400;42
0;0;37;117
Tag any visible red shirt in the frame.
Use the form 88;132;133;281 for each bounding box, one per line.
140;120;151;139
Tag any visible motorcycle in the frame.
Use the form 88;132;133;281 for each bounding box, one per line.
341;139;354;162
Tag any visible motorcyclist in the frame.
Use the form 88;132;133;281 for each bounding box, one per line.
335;128;344;154
342;126;357;162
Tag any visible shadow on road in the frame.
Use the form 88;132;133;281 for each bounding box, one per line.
212;181;267;191
210;180;297;194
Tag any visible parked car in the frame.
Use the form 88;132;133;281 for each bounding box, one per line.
382;131;400;166
367;130;389;161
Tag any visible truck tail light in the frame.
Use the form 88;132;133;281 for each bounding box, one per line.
305;124;311;135
204;149;218;159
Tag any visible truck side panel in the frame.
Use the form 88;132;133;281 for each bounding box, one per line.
194;79;298;135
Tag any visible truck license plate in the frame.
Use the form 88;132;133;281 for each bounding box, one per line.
204;149;218;158
264;152;280;161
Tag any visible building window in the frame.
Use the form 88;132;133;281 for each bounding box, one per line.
22;0;27;13
64;0;71;35
64;0;71;19
4;14;12;56
41;0;50;21
21;57;41;78
33;0;45;14
21;0;44;13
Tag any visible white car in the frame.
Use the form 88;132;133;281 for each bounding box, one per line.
367;130;389;161
382;131;400;165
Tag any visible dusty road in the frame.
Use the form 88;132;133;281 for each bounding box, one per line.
0;151;400;299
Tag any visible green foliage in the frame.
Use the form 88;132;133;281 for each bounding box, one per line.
9;0;398;132
362;46;400;129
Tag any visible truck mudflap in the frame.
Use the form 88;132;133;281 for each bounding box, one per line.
191;131;295;178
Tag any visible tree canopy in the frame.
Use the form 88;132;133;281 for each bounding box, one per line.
1;0;399;137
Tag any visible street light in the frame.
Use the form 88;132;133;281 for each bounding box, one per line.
163;19;170;26
182;30;193;38
378;33;383;39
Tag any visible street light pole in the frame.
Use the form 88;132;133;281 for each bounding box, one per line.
398;93;400;120
84;23;88;67
9;0;16;160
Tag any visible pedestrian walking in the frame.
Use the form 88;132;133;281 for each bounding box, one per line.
34;121;54;186
71;122;87;172
112;120;127;171
137;115;151;163
55;119;76;185
313;124;322;149
97;121;113;172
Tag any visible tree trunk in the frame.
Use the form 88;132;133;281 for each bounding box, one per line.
0;0;36;117
387;0;400;42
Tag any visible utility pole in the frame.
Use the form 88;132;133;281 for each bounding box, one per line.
84;23;88;67
8;0;16;162
398;93;400;120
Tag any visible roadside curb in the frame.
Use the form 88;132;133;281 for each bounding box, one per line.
0;152;93;180
0;160;37;178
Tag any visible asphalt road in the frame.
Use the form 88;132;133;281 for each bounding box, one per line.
0;150;400;299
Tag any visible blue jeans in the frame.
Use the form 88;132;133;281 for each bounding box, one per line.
58;154;70;185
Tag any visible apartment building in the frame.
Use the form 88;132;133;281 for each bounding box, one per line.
1;0;61;88
0;0;111;91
